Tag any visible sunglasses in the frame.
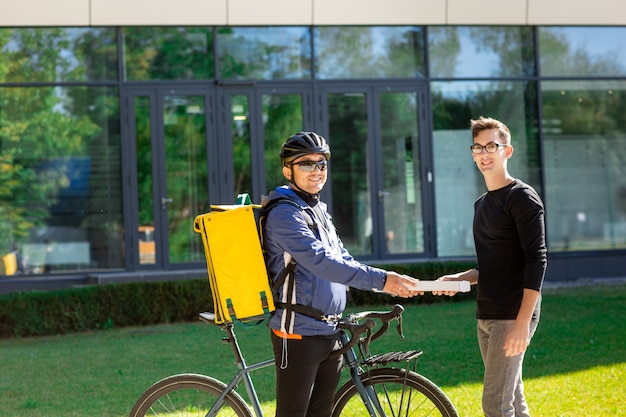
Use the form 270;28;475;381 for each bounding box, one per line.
291;160;328;172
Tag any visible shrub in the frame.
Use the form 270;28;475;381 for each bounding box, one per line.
0;279;212;337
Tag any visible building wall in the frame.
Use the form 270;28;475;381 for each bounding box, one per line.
2;2;626;290
2;0;626;27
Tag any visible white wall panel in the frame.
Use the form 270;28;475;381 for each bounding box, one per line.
313;0;446;25
528;0;626;25
2;0;626;27
90;0;228;26
447;0;527;25
0;0;89;26
228;0;313;25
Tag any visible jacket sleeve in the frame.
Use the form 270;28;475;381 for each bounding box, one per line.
266;203;387;291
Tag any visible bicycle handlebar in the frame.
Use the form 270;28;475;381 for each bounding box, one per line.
341;304;405;341
330;304;405;359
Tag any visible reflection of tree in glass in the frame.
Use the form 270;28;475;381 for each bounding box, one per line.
263;94;303;195
539;28;626;77
467;27;535;77
134;97;154;227
123;27;213;80
428;27;461;78
163;97;208;262
0;29;102;241
217;27;310;80
231;95;252;199
316;26;424;79
328;94;367;247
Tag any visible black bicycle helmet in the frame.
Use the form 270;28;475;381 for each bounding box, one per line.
280;131;331;165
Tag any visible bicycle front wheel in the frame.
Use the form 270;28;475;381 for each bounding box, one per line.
332;368;459;417
128;373;253;417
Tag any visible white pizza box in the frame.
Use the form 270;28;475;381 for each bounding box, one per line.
407;280;471;293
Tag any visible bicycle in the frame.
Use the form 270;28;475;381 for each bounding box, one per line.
128;304;459;417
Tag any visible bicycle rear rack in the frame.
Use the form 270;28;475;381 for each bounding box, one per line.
363;350;422;366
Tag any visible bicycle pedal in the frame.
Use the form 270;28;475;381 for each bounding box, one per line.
363;350;422;366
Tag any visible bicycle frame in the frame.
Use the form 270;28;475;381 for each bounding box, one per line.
131;307;458;417
213;321;389;417
209;322;275;417
338;329;388;417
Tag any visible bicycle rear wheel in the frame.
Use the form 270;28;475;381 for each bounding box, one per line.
332;368;459;417
128;373;253;417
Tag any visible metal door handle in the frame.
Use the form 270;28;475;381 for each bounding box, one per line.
161;197;174;209
378;190;390;200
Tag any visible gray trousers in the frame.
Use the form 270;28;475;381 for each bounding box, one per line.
477;319;539;417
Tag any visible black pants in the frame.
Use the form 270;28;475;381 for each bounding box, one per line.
271;331;343;417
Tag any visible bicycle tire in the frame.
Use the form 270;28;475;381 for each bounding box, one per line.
332;367;459;417
128;373;254;417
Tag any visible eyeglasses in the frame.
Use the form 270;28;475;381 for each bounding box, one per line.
291;160;328;172
470;142;509;154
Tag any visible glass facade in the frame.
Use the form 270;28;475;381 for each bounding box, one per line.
315;26;425;79
123;27;214;80
379;92;424;255
0;85;122;273
327;92;370;255
262;94;304;193
1;25;625;281
432;80;540;256
217;27;311;80
541;80;626;251
428;26;535;78
539;27;626;77
0;28;118;82
537;28;626;252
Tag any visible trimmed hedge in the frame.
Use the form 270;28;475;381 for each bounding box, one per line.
0;261;476;338
0;279;213;338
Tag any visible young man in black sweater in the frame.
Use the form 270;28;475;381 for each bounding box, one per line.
435;117;547;417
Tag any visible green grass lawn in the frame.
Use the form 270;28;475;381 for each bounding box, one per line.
0;283;624;417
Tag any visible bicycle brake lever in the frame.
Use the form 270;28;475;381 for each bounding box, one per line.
362;326;374;355
396;314;405;339
330;319;376;359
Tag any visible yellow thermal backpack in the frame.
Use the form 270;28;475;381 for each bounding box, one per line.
194;194;273;324
194;193;323;326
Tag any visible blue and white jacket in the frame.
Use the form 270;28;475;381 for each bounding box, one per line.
263;186;387;336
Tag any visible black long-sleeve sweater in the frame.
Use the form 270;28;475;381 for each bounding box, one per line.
473;179;547;320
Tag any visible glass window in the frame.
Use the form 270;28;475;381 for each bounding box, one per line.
327;92;371;255
0;28;117;82
163;95;208;263
380;92;424;254
428;26;535;78
133;96;155;265
431;80;540;257
217;27;311;80
542;80;626;251
262;94;303;194
315;26;425;79
122;27;214;80
231;94;252;196
0;86;123;275
539;27;626;77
